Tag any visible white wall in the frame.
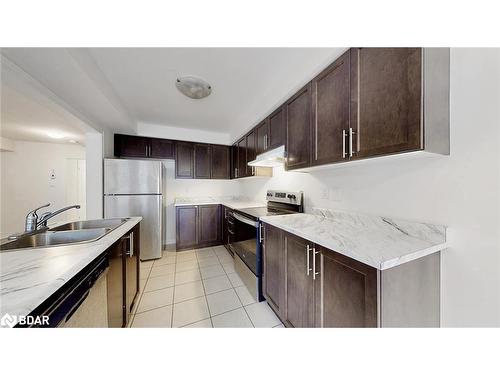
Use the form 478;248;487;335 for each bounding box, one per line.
238;48;500;327
138;122;231;145
0;140;86;236
162;160;238;244
85;132;103;220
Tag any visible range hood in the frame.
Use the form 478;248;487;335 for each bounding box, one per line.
247;145;285;167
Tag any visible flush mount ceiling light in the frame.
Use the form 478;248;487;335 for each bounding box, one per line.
175;76;212;99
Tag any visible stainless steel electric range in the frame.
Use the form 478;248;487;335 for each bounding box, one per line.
229;190;303;302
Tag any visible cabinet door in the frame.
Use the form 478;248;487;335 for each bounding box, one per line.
285;83;312;170
194;144;212;179
150;138;175;159
176;206;198;249
263;224;285;317
269;106;285;150
312;52;350;165
237;137;247;178
231;143;238;179
125;226;140;324
175;142;194;179
107;238;125;327
246;130;256;176
284;232;314;327
350;48;422;159
115;134;149;158
256;120;269;155
198;205;221;246
211;145;230;179
316;245;377;327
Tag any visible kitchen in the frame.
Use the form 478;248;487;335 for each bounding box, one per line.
1;2;499;374
1;45;498;330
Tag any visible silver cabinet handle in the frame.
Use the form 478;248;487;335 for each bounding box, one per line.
312;246;319;280
235;168;238;178
306;244;312;275
349;127;356;158
123;232;134;257
233;212;259;228
259;223;264;243
264;134;268;150
342;129;347;159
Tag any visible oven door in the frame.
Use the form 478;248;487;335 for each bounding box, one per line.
231;212;259;275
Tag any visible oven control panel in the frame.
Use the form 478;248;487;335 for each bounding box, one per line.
266;190;303;206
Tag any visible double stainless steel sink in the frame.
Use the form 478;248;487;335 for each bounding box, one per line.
0;218;127;252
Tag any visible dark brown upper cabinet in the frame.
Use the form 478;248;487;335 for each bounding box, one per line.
114;134;150;158
231;142;238;179
194;143;212;179
175;141;194;179
150;138;175;159
211;145;230;179
256;119;269;155
311;51;350;166
237;137;247;178
350;48;422;159
268;105;285;150
285;83;312;171
246;130;256;176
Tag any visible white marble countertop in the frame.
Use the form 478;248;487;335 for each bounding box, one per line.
260;208;447;270
174;196;266;210
0;217;142;318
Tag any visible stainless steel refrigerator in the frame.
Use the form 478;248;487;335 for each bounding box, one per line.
104;158;163;260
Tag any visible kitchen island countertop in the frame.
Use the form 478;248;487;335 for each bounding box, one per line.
0;217;142;318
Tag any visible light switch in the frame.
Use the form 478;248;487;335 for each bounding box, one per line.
49;169;56;187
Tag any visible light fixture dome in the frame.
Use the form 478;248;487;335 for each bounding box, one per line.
176;76;212;99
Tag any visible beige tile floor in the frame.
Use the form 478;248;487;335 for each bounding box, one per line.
131;245;285;328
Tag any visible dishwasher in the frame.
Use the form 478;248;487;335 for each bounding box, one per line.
18;253;109;328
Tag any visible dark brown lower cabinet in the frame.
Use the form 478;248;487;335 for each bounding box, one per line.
198;205;221;246
316;245;377;328
176;206;198;250
176;205;222;250
263;224;377;328
263;224;284;316
284;232;315;327
222;206;234;252
107;224;140;328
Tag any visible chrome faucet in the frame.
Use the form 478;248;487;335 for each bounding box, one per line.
25;203;51;232
7;204;82;241
24;203;81;231
36;205;81;229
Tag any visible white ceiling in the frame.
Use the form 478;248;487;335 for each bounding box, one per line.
2;48;347;142
0;57;91;145
87;48;347;139
1;83;86;144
